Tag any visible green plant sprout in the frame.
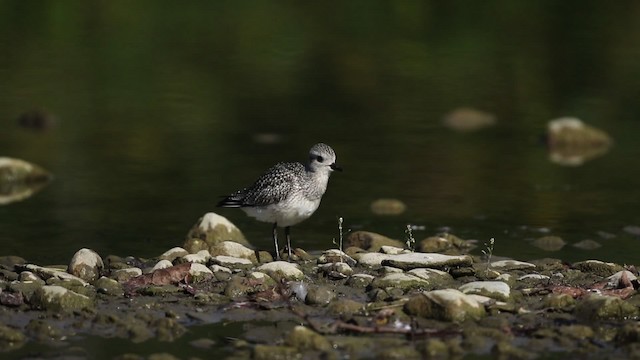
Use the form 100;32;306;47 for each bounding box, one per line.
405;224;416;251
481;237;495;275
332;216;344;252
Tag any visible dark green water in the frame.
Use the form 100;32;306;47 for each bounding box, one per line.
2;1;640;266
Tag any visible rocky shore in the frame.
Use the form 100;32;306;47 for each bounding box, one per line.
1;213;639;359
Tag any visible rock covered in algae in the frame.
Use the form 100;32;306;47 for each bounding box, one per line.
68;248;104;283
183;212;249;253
30;285;94;312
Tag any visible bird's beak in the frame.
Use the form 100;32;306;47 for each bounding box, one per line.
330;163;342;172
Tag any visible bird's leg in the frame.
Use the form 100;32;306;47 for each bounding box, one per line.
272;223;280;260
285;226;292;261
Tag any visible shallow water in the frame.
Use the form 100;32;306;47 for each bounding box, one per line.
1;1;640;267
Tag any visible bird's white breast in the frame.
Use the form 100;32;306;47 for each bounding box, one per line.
242;192;321;227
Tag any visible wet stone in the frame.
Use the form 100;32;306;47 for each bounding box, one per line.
346;231;405;252
183;212;250;253
188;263;213;281
94;276;124;296
285;325;333;352
21;264;89;286
0;255;26;269
381;252;473;271
210;241;257;263
158;247;189;262
572;239;602;250
404;289;486;322
68;248;104;283
112;267;143;282
575;294;639;321
179;250;211;264
459;281;511;301
490;260;536;271
18;271;44;284
573;260;624;277
371;273;429;291
30;285;94;312
370;198;407;215
256;261;304;282
328;298;365;316
210;255;253;270
305;285;336;306
0;323;26;350
151;260;173;272
317;249;357;266
532;236;566;251
319;262;353;279
346;273;375;288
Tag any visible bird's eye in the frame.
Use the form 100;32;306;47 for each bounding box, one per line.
316;155;324;162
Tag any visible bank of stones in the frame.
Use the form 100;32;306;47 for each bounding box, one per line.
0;229;639;359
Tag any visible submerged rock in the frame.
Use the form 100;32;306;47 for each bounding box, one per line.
442;107;497;132
546;117;612;166
575;294;639;321
419;233;474;254
183;213;249;253
370;198;407;215
68;248;104;283
532;236;566;251
0;157;52;205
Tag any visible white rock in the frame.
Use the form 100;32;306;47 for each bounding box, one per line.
256;261;304;281
211;241;257;262
372;272;429;289
423;289;485;321
459;281;511;301
381;252;473;270
183;250;211;264
490;260;536;271
356;253;394;267
382;266;404;274
606;271;637;289
159;247;188;261
407;268;452;282
317;249;356;266
68;248;104;282
189;263;213;277
24;264;89;286
210;265;232;274
380;246;409;255
518;274;550;281
211;256;253;267
152;260;174;272
18;271;42;283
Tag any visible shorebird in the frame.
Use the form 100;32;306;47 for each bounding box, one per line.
217;143;341;260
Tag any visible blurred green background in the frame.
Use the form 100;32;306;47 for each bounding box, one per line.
2;0;640;266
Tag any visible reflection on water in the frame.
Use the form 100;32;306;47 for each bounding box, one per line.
0;2;640;266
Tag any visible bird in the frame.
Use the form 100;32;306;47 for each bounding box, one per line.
217;143;341;260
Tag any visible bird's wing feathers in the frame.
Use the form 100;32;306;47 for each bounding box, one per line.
218;162;302;207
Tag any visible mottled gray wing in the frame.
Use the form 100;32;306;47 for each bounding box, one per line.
218;162;302;207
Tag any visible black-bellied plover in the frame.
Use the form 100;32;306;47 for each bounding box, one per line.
217;143;341;260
